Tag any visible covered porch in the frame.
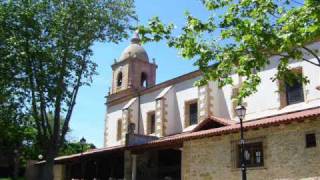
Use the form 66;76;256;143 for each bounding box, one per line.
53;135;183;180
54;146;125;180
129;146;182;180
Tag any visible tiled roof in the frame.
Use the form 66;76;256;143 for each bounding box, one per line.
129;107;320;150
53;107;320;162
53;145;125;163
192;116;235;132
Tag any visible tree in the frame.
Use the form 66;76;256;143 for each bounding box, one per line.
0;0;136;179
137;0;320;103
59;141;96;156
0;96;36;179
0;50;36;179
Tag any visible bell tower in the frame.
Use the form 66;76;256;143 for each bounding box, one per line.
110;32;157;95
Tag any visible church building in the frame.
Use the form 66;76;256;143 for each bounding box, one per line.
52;34;320;180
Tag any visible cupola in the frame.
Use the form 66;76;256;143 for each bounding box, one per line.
110;32;157;95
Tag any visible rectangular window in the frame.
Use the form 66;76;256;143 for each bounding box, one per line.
237;142;264;168
306;133;316;148
285;80;304;105
148;111;156;134
117;119;122;141
279;67;304;107
184;99;198;127
189;102;198;125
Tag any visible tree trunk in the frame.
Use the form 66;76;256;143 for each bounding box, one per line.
12;150;20;180
39;150;56;180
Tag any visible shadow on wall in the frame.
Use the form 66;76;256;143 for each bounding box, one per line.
138;90;163;135
216;88;232;120
172;78;198;132
172;91;183;133
138;100;145;135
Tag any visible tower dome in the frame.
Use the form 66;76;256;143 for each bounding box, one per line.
118;32;149;62
110;31;157;95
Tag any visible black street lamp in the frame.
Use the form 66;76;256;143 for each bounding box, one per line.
80;137;86;153
235;105;247;180
79;137;86;179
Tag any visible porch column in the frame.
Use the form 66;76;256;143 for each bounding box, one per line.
124;150;136;180
53;164;66;180
131;154;137;180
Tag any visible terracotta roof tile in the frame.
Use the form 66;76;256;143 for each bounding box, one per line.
53;107;320;162
192;116;235;132
130;107;320;150
53;145;125;163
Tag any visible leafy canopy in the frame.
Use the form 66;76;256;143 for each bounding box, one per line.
138;0;320;103
0;0;135;178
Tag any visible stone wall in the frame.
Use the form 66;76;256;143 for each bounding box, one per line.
182;118;320;180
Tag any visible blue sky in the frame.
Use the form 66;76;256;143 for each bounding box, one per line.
69;0;211;147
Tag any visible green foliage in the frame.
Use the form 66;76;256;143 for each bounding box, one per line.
138;0;320;104
0;103;37;164
59;142;96;156
0;0;135;178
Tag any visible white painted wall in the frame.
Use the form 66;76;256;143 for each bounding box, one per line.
105;42;320;147
105;101;128;147
210;81;231;119
217;42;320;121
165;87;180;135
139;89;162;134
174;77;200;131
244;57;320;120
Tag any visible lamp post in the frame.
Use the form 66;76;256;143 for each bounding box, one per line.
80;137;86;153
235;105;247;180
79;137;86;180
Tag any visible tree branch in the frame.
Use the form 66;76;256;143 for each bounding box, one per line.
273;50;320;67
302;46;320;66
35;59;52;137
52;55;67;150
60;56;87;146
291;0;304;6
302;57;320;67
24;40;46;144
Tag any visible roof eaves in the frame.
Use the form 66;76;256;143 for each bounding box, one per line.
52;107;320;162
129;107;320;150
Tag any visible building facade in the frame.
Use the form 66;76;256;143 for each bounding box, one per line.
53;34;320;180
104;34;320;146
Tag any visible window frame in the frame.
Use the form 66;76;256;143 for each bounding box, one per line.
140;72;148;88
305;133;317;148
279;67;305;108
285;79;304;105
147;111;156;134
231;137;266;169
184;99;199;128
116;72;123;88
116;119;122;141
236;142;264;168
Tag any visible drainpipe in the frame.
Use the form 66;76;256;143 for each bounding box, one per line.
137;90;141;134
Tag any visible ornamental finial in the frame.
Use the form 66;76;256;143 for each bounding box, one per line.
130;30;140;44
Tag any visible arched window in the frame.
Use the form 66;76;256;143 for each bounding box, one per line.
141;72;148;88
117;72;123;87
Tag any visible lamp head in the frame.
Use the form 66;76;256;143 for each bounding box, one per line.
235;105;246;119
38;154;43;160
80;137;86;145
